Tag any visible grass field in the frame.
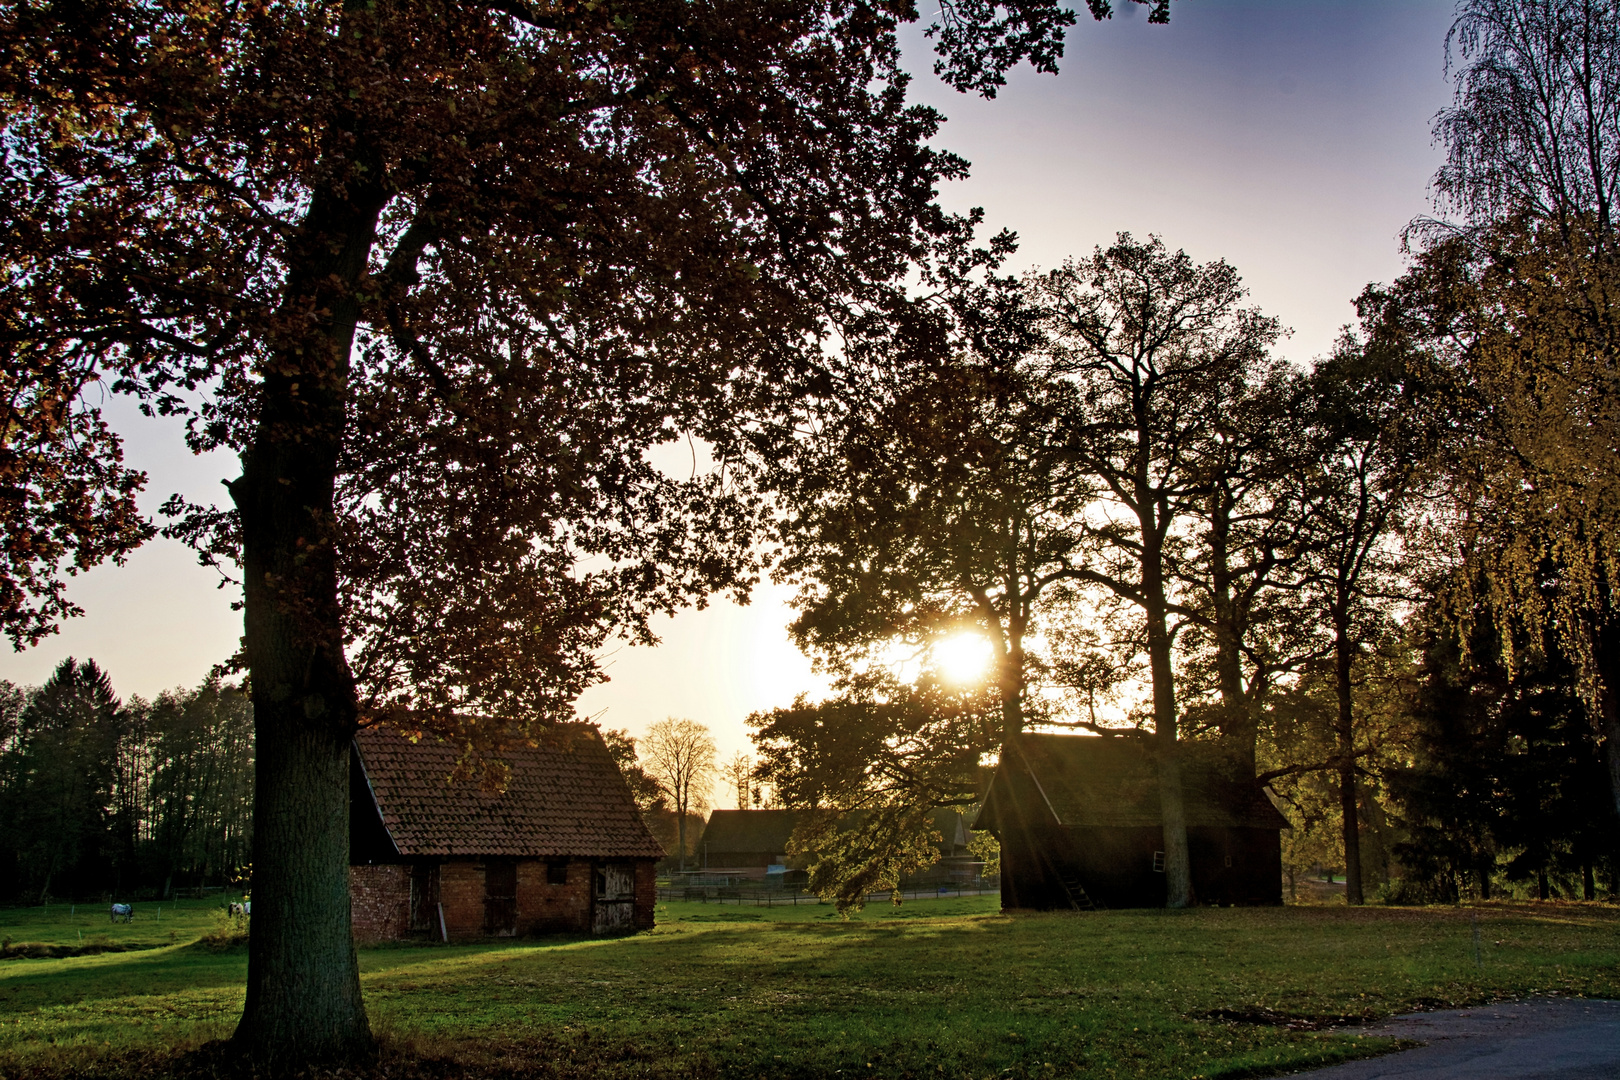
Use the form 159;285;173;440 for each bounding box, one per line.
0;899;228;954
2;896;1618;1079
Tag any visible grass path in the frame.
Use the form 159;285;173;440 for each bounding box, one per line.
2;898;1618;1079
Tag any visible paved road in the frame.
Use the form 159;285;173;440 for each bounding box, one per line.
1292;997;1620;1079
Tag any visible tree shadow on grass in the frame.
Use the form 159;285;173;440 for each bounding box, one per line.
0;942;248;1010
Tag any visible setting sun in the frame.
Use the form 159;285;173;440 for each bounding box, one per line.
931;632;993;685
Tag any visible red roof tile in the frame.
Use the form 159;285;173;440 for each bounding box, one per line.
354;726;665;859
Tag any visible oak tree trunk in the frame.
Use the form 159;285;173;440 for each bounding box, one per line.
1143;544;1192;908
995;628;1027;745
1332;614;1363;906
1206;498;1256;777
229;181;382;1063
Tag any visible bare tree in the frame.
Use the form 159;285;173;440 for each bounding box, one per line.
641;719;717;871
722;753;754;811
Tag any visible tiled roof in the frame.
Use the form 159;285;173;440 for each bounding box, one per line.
354;726;665;859
698;809;804;854
981;733;1289;832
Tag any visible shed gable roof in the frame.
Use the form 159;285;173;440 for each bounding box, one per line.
354;726;665;859
978;733;1290;833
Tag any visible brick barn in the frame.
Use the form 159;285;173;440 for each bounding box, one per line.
349;725;663;941
975;733;1288;910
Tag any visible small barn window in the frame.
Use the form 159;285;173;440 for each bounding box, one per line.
1151;851;1165;873
546;859;569;885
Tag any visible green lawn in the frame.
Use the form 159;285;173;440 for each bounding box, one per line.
0;898;233;953
2;897;1618;1079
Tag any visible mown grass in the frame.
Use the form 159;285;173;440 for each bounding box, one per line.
2;896;1618;1080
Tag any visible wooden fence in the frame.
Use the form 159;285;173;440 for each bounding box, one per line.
656;882;1000;906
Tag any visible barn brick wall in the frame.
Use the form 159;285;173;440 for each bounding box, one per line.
350;865;411;942
439;859;487;939
634;860;657;929
514;858;593;934
441;857;598;938
351;856;658;941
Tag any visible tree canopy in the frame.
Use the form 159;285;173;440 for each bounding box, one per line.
768;250;1085;739
757;235;1292;908
1379;0;1620;818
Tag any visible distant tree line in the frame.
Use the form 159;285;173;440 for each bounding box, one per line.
0;660;253;903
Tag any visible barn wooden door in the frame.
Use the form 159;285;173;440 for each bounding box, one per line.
484;858;518;936
410;862;441;937
591;862;636;934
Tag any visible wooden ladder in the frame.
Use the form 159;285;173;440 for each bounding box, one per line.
1057;870;1104;912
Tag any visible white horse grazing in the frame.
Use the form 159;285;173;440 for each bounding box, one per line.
109;903;134;923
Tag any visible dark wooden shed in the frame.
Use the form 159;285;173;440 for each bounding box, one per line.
975;733;1288;910
349;725;663;941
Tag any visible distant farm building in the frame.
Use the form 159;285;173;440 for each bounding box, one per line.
348;726;663;941
695;807;977;884
976;733;1288;910
694;809;804;879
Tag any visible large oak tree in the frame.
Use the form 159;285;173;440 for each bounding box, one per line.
1036;234;1282;907
1172;358;1317;779
770;254;1089;743
752;256;1090;907
0;0;1182;1060
1294;332;1433;905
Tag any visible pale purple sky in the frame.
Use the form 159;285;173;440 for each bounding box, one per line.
1;0;1457;767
